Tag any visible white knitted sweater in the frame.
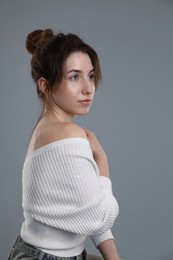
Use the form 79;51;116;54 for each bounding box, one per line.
21;138;119;257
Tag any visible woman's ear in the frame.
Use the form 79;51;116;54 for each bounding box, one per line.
38;77;48;94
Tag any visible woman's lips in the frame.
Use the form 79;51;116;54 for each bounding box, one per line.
79;99;92;105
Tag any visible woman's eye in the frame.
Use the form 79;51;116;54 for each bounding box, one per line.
70;74;79;81
89;74;95;80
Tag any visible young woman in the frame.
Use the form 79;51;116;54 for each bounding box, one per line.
8;29;120;260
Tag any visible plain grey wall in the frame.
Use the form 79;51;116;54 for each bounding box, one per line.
0;1;173;259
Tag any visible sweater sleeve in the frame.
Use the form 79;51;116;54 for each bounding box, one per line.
90;177;115;246
91;229;114;247
22;138;119;237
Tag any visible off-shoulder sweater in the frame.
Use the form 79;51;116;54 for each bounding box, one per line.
21;138;119;257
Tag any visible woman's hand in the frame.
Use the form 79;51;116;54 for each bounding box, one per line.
84;129;110;178
84;129;105;158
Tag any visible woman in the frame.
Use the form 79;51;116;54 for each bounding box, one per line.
8;29;120;260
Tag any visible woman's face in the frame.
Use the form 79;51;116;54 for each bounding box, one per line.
51;51;95;120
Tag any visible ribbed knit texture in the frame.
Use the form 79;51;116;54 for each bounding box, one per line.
21;138;119;255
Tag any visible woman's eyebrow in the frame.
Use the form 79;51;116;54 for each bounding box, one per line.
67;69;82;74
67;68;94;74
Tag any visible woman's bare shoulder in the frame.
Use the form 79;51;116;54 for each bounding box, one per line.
26;122;87;158
36;122;87;147
50;122;87;140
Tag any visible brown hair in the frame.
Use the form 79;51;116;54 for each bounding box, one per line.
25;29;102;101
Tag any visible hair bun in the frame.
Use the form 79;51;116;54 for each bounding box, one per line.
25;29;54;54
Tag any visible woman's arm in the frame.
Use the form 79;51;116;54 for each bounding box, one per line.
85;129;120;260
97;239;120;260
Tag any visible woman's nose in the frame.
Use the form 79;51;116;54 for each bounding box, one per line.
82;80;94;94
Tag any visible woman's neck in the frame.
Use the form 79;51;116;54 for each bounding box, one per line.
42;106;74;123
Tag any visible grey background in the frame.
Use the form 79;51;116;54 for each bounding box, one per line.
0;1;173;259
